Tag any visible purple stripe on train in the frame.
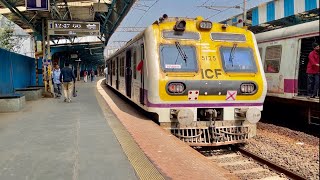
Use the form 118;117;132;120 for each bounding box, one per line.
284;79;298;93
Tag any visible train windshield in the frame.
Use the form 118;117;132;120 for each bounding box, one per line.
160;44;197;72
220;47;257;73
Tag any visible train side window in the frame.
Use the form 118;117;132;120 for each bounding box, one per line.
264;45;282;73
112;59;116;75
141;44;145;60
108;61;111;74
133;50;137;79
120;57;125;77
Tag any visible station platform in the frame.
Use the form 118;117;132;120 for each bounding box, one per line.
0;78;236;180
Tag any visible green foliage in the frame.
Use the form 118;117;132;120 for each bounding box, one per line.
0;16;24;52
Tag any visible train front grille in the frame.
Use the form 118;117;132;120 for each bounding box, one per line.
168;126;249;146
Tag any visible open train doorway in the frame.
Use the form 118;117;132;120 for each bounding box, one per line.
297;36;319;96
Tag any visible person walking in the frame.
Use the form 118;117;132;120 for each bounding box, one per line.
52;64;62;98
60;62;76;103
307;42;320;98
83;69;88;82
90;69;95;82
104;65;108;84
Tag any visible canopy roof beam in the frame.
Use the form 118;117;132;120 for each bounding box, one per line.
0;0;40;34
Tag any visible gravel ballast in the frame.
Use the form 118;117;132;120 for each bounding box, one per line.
243;123;319;180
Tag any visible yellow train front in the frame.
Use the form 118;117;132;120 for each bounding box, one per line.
106;16;267;146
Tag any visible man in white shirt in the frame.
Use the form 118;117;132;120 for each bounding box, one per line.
104;65;108;84
52;64;62;98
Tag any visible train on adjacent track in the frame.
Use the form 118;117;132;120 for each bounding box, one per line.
104;15;267;146
256;20;319;126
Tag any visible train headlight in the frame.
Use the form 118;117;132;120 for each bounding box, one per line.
168;82;186;94
199;21;212;30
174;20;186;31
240;83;256;94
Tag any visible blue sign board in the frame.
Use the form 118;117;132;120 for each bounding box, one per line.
25;0;49;11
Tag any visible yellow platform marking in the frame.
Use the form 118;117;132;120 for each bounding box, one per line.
96;79;164;180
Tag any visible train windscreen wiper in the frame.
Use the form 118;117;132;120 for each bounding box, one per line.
175;41;188;63
228;44;238;67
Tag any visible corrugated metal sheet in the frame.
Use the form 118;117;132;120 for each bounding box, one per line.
305;0;317;11
284;0;295;16
267;1;275;22
252;8;259;26
0;48;36;95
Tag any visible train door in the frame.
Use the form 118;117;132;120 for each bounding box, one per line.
116;57;119;90
110;60;112;86
297;36;319;96
139;44;145;105
125;50;132;98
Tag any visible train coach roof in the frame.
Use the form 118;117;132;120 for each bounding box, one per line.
255;20;319;43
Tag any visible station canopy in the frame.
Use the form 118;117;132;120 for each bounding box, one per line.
0;0;135;63
220;0;319;34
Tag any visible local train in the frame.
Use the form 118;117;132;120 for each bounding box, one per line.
256;20;319;99
104;15;267;146
256;20;319;125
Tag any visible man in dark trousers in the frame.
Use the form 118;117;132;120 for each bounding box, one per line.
307;42;319;98
59;62;76;103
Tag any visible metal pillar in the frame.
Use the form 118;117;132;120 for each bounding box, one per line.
42;18;53;96
243;0;247;28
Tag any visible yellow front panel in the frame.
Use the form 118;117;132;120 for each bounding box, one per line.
153;20;264;102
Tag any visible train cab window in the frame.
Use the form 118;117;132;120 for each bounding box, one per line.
120;57;125;77
162;31;200;40
220;47;257;73
160;44;198;72
133;50;137;79
211;33;246;42
264;45;282;73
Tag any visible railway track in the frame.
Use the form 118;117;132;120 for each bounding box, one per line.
199;146;307;180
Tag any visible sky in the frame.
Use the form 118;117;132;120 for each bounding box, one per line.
107;0;272;48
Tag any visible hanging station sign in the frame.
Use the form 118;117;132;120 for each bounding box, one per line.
47;20;100;36
26;0;49;11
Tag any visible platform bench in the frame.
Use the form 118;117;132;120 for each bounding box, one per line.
28;85;45;95
0;95;26;112
15;88;41;101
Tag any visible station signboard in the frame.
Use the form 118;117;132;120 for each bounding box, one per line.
47;20;100;36
26;0;49;11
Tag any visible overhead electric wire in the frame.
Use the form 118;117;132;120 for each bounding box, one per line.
205;0;251;20
134;0;159;26
186;0;212;18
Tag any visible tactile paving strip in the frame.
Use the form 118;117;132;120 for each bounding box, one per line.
96;81;165;180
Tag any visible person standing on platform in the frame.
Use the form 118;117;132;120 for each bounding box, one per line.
90;69;95;82
104;65;108;84
83;69;88;82
52;64;62;98
307;42;320;98
60;62;76;103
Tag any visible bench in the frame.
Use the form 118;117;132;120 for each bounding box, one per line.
28;85;45;95
0;94;26;112
15;88;42;101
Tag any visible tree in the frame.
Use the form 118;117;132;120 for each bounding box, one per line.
0;15;24;53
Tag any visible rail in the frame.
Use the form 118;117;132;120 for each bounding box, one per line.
232;146;307;180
